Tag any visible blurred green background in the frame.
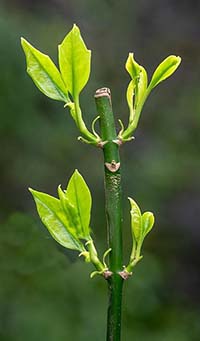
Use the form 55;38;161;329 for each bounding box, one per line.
0;1;200;340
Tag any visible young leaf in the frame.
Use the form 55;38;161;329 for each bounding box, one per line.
29;188;84;251
21;38;69;102
137;66;148;107
58;185;91;240
58;185;79;228
126;80;135;121
58;24;91;98
128;197;142;242
125;53;141;80
148;55;181;90
125;53;148;114
142;211;155;238
65;170;92;239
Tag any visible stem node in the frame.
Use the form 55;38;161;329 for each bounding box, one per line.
105;161;120;172
118;270;132;280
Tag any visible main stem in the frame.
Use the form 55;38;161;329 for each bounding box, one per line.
95;88;124;341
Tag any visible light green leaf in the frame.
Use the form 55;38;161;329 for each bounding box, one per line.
128;197;142;242
21;38;69;102
125;53;148;115
142;211;155;238
65;170;92;239
148;55;181;90
58;185;79;228
29;188;84;251
126;80;135;121
125;53;141;80
126;80;135;109
58;185;90;240
137;66;148;107
58;24;91;98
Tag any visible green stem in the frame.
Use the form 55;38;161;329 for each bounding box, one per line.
95;88;124;341
74;96;100;144
121;90;150;141
86;239;105;272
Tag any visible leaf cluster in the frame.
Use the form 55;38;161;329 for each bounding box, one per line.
21;24;181;147
30;170;109;277
125;197;155;274
29;170;91;252
120;53;181;141
21;25;99;145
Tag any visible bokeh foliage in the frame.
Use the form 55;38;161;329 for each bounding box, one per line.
0;1;200;340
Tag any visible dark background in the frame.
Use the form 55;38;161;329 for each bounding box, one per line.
0;1;200;340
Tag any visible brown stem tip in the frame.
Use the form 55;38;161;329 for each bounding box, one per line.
94;87;111;99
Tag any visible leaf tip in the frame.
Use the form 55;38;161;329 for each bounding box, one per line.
128;196;137;207
176;55;182;65
142;211;155;236
72;23;80;33
146;211;155;221
127;52;133;57
128;196;137;205
57;183;62;192
20;37;31;49
21;37;28;51
28;187;41;199
170;55;182;67
28;187;36;197
74;168;80;175
58;184;66;197
127;52;135;64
